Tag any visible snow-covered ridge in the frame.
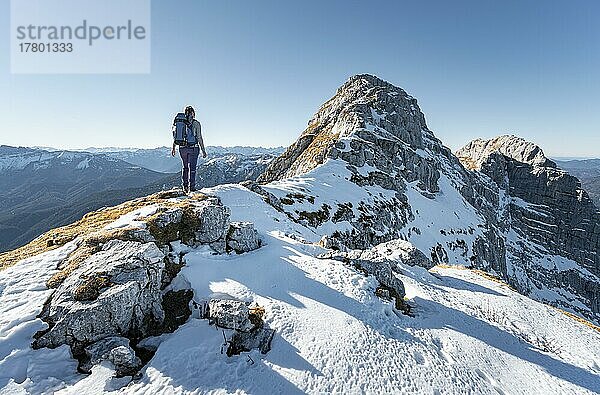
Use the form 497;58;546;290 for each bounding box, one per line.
0;145;285;174
0;146;128;172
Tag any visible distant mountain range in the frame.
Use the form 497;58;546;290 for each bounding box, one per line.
81;146;285;173
0;145;283;252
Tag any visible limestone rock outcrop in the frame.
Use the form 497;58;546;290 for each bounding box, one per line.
31;192;266;377
33;240;165;352
457;135;600;317
80;336;142;377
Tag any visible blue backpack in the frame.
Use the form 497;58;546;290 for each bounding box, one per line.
172;113;189;146
172;113;198;146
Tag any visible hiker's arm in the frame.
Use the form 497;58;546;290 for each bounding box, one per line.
197;122;207;158
171;142;176;157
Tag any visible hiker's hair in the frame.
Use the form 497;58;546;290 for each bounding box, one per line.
184;106;195;117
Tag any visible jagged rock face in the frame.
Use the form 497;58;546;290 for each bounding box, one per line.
457;135;600;318
33;240;165;352
258;76;426;247
258;74;504;267
256;74;599;323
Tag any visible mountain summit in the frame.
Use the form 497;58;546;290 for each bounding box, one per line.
259;73;438;182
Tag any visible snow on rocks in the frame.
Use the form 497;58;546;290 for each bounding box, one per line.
319;248;407;310
32;240;166;352
6;191;267;386
205;299;274;356
123;183;600;394
208;299;255;332
372;239;434;269
2;183;600;394
0;241;81;393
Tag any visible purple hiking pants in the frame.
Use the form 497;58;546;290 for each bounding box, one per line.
179;146;199;191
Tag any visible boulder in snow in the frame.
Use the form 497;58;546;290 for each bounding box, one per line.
208;299;254;332
193;200;231;243
373;239;434;270
320;239;432;270
226;222;261;254
80;336;142;377
319;248;407;310
227;327;275;356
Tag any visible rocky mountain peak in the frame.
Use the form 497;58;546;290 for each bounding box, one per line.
456;134;555;171
253;77;600;324
258;74;436;183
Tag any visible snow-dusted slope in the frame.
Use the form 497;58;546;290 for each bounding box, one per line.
1;184;599;394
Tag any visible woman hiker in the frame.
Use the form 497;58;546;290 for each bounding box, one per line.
171;105;207;193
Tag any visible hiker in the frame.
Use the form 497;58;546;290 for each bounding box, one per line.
171;105;207;193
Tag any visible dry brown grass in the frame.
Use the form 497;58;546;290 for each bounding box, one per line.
552;307;600;333
249;305;266;328
470;269;517;291
293;121;340;171
457;155;479;171
73;272;112;301
434;264;516;291
0;189;206;273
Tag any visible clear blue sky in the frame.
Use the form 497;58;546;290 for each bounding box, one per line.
1;0;599;157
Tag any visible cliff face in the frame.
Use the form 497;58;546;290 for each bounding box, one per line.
457;135;600;315
257;74;599;322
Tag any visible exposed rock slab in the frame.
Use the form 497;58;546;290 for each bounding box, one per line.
33;240;165;352
193;200;231;243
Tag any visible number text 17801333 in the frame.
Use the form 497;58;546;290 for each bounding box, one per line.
19;42;73;53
